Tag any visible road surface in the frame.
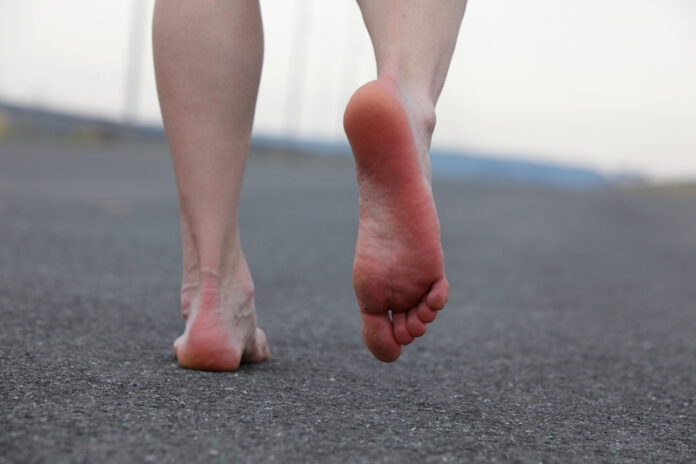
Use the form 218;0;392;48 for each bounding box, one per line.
1;136;694;463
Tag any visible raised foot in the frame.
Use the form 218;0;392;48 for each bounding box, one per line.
344;77;449;363
173;269;270;371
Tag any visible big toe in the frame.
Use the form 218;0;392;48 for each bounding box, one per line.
173;335;184;357
361;312;402;362
243;328;270;363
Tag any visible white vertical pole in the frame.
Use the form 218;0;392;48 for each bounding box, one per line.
283;0;314;139
123;0;148;124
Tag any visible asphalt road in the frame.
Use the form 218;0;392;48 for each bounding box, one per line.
1;136;695;463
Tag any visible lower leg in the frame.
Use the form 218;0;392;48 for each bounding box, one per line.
347;1;467;361
359;0;467;103
358;0;467;161
153;0;269;370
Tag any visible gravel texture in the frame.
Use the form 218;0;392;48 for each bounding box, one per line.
1;137;695;463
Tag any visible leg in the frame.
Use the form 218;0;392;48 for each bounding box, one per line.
153;0;269;370
345;0;467;361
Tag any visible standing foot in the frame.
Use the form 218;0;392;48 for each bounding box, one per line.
344;76;449;362
173;258;270;371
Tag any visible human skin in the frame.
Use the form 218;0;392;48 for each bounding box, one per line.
152;0;467;370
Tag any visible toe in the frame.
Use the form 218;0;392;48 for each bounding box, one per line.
243;328;270;363
416;301;438;323
361;312;402;362
406;309;427;338
392;312;415;345
173;335;183;357
257;328;271;360
426;278;449;310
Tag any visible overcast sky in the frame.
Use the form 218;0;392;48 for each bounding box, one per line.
0;0;694;180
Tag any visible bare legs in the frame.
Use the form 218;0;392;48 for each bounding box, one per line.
346;1;467;361
358;0;467;105
153;0;269;370
153;0;466;369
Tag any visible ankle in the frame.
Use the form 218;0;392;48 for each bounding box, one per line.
411;94;437;142
197;256;254;303
377;73;436;130
373;74;437;162
194;235;245;287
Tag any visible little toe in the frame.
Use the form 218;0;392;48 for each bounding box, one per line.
392;312;415;345
416;301;438;323
426;277;450;310
361;312;402;362
406;309;427;338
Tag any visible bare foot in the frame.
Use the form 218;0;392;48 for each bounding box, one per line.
173;256;270;371
344;76;449;362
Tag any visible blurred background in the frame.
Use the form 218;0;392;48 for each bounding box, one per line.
0;0;694;183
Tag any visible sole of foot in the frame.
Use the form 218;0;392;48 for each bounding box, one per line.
344;76;449;363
